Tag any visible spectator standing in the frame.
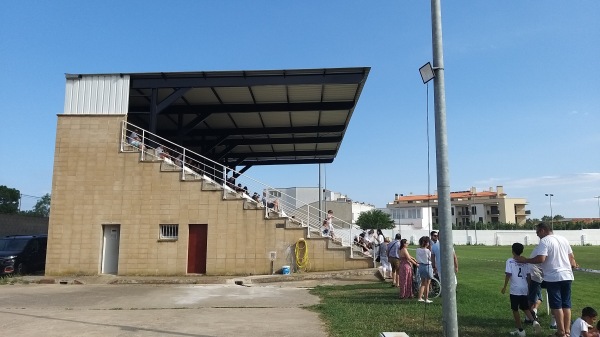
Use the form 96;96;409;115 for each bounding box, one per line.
398;239;418;299
416;236;433;303
526;251;544;323
501;243;541;336
378;237;391;279
365;229;376;256
387;234;401;287
374;229;384;259
431;230;458;284
516;222;578;337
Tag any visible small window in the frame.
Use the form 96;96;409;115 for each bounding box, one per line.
160;224;179;240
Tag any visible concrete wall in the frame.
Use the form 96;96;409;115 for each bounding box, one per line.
0;214;48;237
47;115;370;276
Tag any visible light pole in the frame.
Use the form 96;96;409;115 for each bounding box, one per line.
594;196;600;220
545;193;554;230
419;0;458;335
471;192;478;245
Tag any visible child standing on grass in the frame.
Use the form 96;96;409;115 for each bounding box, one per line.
502;243;541;336
571;307;598;337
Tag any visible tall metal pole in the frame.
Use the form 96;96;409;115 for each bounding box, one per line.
545;193;554;230
430;0;458;336
319;164;323;224
550;195;554;230
594;196;600;220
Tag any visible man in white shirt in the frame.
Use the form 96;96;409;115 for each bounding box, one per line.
516;222;578;337
430;231;458;284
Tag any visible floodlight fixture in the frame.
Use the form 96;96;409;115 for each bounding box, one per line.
419;62;436;84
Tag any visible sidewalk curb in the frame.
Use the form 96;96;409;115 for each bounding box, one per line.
22;268;380;285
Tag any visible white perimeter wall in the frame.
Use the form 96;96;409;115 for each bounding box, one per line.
338;229;600;246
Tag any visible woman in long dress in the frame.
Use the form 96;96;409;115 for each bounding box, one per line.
398;239;418;299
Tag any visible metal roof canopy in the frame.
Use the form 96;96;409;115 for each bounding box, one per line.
126;67;370;172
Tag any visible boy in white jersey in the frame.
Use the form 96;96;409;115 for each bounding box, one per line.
502;243;541;336
571;307;597;337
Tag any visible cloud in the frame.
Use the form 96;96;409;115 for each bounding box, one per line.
476;173;600;190
567;110;590;116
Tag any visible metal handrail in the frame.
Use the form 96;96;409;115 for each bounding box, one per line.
120;121;359;253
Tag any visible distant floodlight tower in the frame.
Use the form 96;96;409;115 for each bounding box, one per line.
545;193;554;230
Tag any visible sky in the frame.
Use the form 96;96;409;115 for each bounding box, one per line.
1;1;599;219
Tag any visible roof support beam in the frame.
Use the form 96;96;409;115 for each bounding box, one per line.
157;88;192;113
224;150;337;158
215;144;237;160
238;165;252;175
131;72;365;89
129;101;355;115
164;125;345;138
202;135;229;155
182;112;212;135
231;158;334;166
222;136;342;146
181;136;343;148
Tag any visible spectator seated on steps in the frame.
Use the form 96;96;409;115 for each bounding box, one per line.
321;220;335;240
160;148;171;161
290;215;303;225
226;176;236;189
128;129;145;150
355;232;371;255
154;145;165;159
265;197;280;213
173;153;183;166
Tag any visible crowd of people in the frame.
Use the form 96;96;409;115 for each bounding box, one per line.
356;223;598;336
354;230;456;303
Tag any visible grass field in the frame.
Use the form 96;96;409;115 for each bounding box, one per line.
308;245;600;337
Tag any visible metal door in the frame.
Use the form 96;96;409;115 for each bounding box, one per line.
187;224;207;274
101;225;120;274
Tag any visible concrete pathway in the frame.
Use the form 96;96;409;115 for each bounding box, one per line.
0;269;381;337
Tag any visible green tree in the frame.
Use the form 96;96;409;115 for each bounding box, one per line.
0;185;20;214
355;210;395;230
31;193;51;217
19;193;51;217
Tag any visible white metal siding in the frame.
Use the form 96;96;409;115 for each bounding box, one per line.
63;75;130;114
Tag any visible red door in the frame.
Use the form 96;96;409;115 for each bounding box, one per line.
187;224;208;274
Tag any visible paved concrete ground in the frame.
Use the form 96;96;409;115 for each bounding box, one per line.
0;270;381;337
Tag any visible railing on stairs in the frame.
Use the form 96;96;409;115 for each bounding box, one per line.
120;121;363;257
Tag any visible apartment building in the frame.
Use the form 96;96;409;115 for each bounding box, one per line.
384;186;529;228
